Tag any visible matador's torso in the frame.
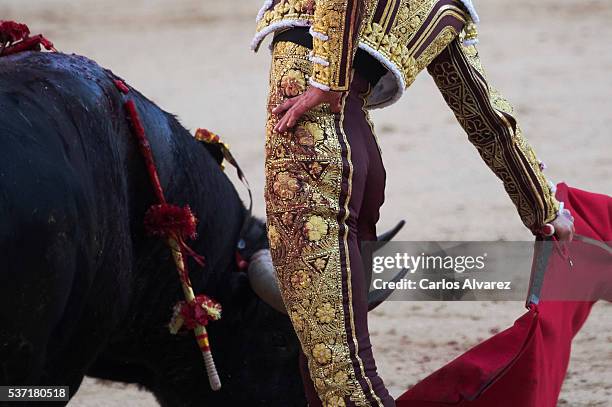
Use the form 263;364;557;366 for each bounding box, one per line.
252;0;480;108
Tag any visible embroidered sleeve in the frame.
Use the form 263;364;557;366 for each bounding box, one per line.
448;45;561;232
471;126;560;231
505;132;560;230
309;0;363;91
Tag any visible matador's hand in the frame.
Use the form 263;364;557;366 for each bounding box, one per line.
273;86;343;133
550;209;575;242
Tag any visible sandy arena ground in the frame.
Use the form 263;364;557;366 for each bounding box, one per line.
2;0;610;405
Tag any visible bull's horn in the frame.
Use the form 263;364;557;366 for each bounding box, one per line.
367;267;409;312
247;249;287;314
377;220;406;242
363;220;407;299
248;247;408;314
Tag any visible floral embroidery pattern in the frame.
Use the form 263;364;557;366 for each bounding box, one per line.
291;269;312;289
291;309;306;331
309;161;324;177
281;69;307;97
305;215;328;241
268;225;281;250
264;41;371;406
313;343;332;365
316;302;335;323
325;394;347;407
314;257;327;271
273;171;301;200
334;371;349;386
296;121;325;146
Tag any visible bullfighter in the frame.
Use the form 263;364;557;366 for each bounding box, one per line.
251;1;575;405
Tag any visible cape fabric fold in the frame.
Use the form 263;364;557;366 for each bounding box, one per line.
397;183;612;407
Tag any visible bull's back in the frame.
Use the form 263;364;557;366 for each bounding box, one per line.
0;52;132;385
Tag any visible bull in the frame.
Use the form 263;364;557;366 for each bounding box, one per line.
0;50;403;406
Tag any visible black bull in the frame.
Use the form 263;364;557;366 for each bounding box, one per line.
0;51;404;406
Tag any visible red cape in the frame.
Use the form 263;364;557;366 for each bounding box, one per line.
397;184;612;407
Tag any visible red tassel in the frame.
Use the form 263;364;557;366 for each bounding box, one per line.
0;21;57;56
144;203;198;240
0;21;30;43
1;34;56;56
177;295;222;330
144;204;205;268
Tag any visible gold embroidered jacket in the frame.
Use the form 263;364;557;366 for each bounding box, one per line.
252;0;479;108
253;0;560;230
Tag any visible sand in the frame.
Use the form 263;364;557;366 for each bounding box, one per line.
1;0;610;405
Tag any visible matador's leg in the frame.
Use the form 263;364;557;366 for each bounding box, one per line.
427;39;559;230
264;41;393;407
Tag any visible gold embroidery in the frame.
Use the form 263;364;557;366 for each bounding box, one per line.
305;215;329;241
316;302;336;323
310;0;361;90
268;224;281;250
428;40;559;228
326;394;348;407
281;68;308;97
296;121;326;150
291;269;312;289
273;171;302;200
359;2;466;87
314;257;327;270
463;44;559;226
313;342;333;364
254;0;469;102
256;0;315;33
412;26;458;84
265;40;372;406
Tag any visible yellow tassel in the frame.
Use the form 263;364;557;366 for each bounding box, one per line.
201;301;222;321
